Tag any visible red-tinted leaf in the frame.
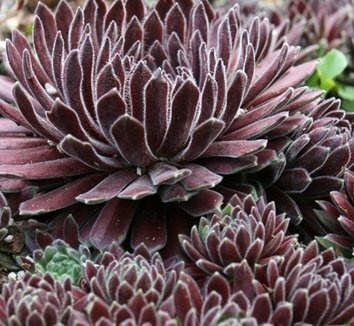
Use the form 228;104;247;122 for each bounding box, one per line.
165;4;185;43
111;115;156;167
20;173;104;215
131;200;167;252
148;162;191;186
178;189;223;216
0;145;63;165
277;168;312;193
202;139;267;158
178;118;224;161
251;294;272;323
180;164;222;191
0;157;94;179
77;169;136;204
158;79;199;157
118;175;157;200
130;62;152;123
91;198;137;249
59;135;125;171
89;298;110;324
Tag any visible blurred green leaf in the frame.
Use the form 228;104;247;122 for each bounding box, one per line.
341;100;354;111
320;78;336;92
305;70;319;88
317;49;348;80
337;84;354;101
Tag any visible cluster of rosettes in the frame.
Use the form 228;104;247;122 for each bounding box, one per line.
1;238;353;325
0;0;320;253
268;0;354;55
180;194;296;277
174;241;354;326
0;273;88;325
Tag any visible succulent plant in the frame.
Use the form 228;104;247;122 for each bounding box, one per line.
315;169;354;257
175;241;354;325
0;0;317;254
33;239;89;286
179;194;296;277
255;241;354;325
236;93;354;242
80;244;183;325
0;272;88;325
271;0;354;53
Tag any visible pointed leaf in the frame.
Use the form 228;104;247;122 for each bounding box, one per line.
178;189;223;216
91;198;137;249
118;175;157;200
77;169;137;204
0;157;95;179
20;173;104;215
111;115;156;167
202;140;267;158
178;118;224;161
158;79;199;156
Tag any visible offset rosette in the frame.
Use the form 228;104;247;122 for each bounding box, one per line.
179;194;296;276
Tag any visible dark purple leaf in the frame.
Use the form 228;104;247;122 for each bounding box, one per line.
118;175;157;200
166;4;185;43
221;71;248;131
144;71;169;153
254;61;316;106
302;176;343;197
178;189;223;216
148;162;191;186
178;118;224;161
277;168;312;193
130;62;152;122
158;79;199;156
314;144;350;177
111;115;156;166
90;198;137;249
159;183;194;203
143;10;163;51
251;294;272;323
123;17;143;54
13;84;62;142
22;50;53;110
180;164;222;190
77;169;136;204
245;44;289;106
20;173;104;215
88;298;110;324
59;134;125;171
131;200;167;252
223;112;288;141
0;146;63;165
33;17;54;81
0;157;94;179
202;139;267;158
270;303;293;326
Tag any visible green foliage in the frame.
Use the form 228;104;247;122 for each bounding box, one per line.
35;241;85;286
306;49;354;110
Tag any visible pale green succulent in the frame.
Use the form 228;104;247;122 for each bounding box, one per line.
35;240;87;286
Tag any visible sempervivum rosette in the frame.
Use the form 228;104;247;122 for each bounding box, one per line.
0;272;88;325
234;93;354;241
0;0;316;252
80;244;182;325
285;0;353;51
255;240;354;325
174;242;354;325
315;169;354;257
179;194;296;277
